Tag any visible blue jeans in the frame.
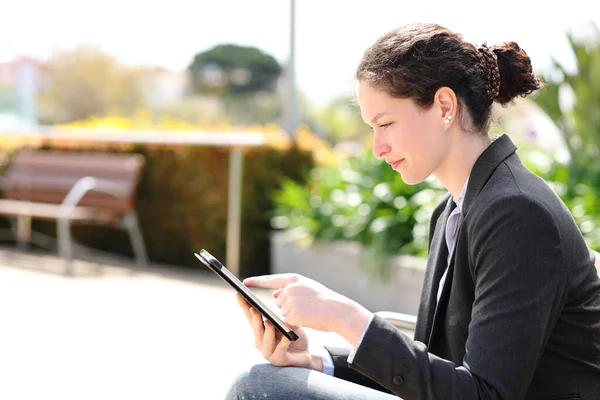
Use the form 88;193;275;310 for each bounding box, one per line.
225;363;399;400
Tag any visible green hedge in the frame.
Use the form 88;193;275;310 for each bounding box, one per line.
25;140;314;277
272;147;446;278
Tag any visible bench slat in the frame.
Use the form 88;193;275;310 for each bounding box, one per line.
10;151;143;176
5;175;137;191
0;199;118;222
6;191;132;212
2;150;144;214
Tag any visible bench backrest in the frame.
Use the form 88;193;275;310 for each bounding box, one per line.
3;149;145;214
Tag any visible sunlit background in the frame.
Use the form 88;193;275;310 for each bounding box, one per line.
0;1;599;399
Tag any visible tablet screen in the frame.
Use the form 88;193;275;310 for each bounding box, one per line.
195;250;298;341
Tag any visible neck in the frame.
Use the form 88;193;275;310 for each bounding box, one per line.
434;132;492;200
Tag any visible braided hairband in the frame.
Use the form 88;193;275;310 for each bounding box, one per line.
478;44;501;100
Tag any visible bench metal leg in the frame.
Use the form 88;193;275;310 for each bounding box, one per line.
122;212;148;269
57;215;74;275
58;211;148;275
7;217;19;244
16;215;32;251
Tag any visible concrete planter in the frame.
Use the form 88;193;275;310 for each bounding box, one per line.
270;232;426;315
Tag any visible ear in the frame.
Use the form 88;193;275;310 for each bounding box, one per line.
434;87;458;129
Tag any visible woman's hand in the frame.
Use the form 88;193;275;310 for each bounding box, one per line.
243;274;373;347
236;293;323;371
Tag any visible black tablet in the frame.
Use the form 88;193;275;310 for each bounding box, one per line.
194;249;299;341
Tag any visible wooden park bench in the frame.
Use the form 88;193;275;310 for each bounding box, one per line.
0;148;148;274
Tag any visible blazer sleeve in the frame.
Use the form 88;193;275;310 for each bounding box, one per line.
343;195;568;399
323;343;392;393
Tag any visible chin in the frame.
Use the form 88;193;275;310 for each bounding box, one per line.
399;172;428;185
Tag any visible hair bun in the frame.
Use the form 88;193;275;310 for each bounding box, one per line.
490;41;543;104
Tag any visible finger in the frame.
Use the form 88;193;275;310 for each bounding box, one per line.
236;292;250;310
279;298;291;317
281;307;302;331
236;293;252;324
286;322;301;331
261;320;278;360
271;334;292;362
274;290;286;308
236;292;249;306
243;273;300;289
250;307;265;350
272;288;283;299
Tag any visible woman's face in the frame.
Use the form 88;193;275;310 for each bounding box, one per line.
357;81;452;185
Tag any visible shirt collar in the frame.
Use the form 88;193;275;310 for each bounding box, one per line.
454;177;469;212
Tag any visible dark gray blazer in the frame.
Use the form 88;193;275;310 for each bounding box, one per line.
326;135;600;399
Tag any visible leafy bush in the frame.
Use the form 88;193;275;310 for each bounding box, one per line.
529;27;600;250
532;27;600;185
272;147;446;278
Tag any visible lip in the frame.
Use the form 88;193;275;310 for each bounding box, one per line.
389;159;404;170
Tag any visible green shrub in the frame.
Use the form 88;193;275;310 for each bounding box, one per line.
272;147;446;278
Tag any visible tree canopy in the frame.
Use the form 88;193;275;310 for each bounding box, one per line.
188;44;282;96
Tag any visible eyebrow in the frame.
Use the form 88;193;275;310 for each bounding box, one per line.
370;112;390;125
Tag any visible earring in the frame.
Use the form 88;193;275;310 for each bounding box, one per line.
444;115;453;124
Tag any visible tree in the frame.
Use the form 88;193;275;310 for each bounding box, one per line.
309;96;367;143
38;46;147;124
188;44;282;97
533;24;600;185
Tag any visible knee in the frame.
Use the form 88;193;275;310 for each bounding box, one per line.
225;364;278;400
225;363;310;400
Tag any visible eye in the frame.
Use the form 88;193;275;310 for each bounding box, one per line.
368;122;392;131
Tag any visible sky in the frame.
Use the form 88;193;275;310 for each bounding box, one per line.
1;0;599;105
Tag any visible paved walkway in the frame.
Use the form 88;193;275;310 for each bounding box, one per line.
0;247;345;400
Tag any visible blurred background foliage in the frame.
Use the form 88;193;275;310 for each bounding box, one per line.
188;44;282;96
533;25;600;185
1;26;599;278
272;148;446;277
528;24;600;252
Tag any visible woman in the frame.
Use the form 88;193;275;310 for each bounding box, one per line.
226;23;600;399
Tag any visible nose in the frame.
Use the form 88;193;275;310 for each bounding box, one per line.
372;130;391;158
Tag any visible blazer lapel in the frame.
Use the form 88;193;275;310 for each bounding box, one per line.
428;219;461;348
462;134;517;217
414;196;456;343
418;134;518;347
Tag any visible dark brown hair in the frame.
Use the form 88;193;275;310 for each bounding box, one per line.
356;23;543;132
